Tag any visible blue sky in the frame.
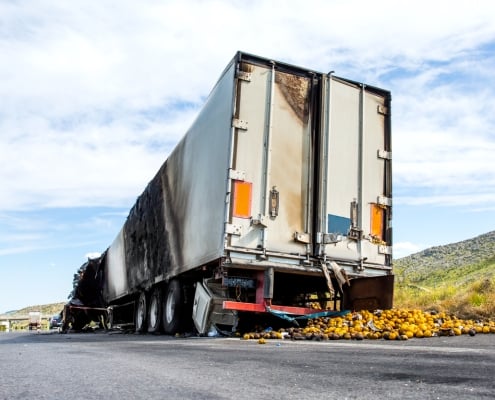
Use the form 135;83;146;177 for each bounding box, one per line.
1;0;494;312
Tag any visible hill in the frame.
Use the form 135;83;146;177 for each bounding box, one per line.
394;231;495;279
393;231;495;319
1;302;66;318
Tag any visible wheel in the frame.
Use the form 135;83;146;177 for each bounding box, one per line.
162;280;183;334
148;287;163;334
135;291;148;333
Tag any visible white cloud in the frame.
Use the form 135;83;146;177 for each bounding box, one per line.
393;241;429;259
1;0;495;213
396;193;495;208
390;49;495;210
1;0;495;312
0;209;124;257
0;106;198;210
0;238;100;257
85;252;101;260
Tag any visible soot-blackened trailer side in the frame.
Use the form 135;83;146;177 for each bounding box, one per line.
103;56;239;308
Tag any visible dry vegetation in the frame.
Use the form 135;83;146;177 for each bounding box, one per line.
7;302;66;317
393;231;495;320
394;276;495;320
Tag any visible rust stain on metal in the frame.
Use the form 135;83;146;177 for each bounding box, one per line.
239;62;254;74
269;78;310;235
275;72;310;122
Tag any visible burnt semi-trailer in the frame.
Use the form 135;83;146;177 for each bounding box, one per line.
67;52;393;334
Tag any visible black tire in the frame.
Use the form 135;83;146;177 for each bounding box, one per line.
162;280;183;334
135;291;148;333
148;287;163;334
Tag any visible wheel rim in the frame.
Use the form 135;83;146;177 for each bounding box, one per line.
166;289;175;324
149;295;158;328
137;295;146;330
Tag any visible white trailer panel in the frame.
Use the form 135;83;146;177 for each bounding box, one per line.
321;76;391;271
228;62;313;257
105;228;128;302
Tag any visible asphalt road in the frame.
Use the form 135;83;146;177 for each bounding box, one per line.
0;331;494;400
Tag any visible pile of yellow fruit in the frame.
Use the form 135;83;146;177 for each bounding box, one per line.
241;309;495;342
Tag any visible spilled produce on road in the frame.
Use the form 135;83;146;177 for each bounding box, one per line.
240;308;495;343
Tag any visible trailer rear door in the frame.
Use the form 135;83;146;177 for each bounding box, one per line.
228;60;315;258
319;76;392;268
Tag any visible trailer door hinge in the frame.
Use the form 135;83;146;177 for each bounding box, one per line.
377;196;392;207
251;215;268;228
294;232;311;244
236;71;252;82
228;169;246;181
232;118;248;130
377;150;392;160
317;232;343;244
225;224;242;236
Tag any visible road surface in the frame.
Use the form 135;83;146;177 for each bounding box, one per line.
0;331;494;399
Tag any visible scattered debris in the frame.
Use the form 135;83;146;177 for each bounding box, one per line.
239;309;495;341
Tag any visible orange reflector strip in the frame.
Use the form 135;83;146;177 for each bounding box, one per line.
232;180;252;218
370;203;384;239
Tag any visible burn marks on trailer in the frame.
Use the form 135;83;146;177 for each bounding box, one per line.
160;155;188;278
119;146;188;293
72;257;105;307
269;72;312;237
123;168;169;290
275;72;310;122
239;61;310;123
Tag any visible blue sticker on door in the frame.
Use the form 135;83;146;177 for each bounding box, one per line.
328;214;350;236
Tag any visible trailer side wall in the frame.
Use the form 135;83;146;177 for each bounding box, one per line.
104;59;237;302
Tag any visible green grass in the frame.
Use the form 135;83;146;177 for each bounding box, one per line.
394;257;495;319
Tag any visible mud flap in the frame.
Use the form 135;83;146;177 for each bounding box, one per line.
342;274;394;310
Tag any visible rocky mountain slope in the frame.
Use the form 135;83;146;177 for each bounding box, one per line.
2;302;65;317
393;231;495;318
394;231;495;283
